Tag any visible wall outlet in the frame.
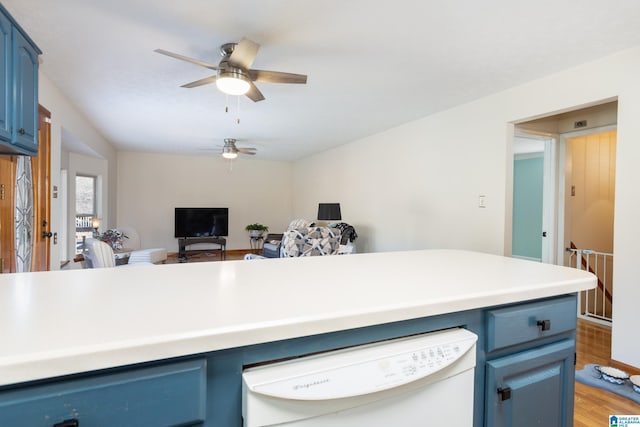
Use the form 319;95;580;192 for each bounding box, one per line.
478;195;486;208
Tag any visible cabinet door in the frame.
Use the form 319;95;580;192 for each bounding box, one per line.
0;359;207;426
11;27;38;154
485;339;575;427
0;13;10;142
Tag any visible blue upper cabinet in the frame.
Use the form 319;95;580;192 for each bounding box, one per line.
11;28;39;153
0;12;11;142
0;5;41;156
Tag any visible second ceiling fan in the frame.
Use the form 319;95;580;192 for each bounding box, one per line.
155;37;307;102
221;138;256;159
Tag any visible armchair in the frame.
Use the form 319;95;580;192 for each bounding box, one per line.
83;238;116;268
116;227;167;265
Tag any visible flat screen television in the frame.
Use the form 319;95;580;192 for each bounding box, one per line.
174;207;229;238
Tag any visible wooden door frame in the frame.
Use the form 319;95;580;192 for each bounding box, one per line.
31;105;51;271
0;155;16;273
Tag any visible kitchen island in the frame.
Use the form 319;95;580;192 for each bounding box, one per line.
0;250;595;426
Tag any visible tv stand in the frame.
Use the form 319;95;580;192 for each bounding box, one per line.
178;237;226;262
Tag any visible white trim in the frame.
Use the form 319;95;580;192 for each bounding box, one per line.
541;137;558;264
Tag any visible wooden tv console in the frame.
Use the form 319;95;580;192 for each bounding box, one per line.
178;237;226;261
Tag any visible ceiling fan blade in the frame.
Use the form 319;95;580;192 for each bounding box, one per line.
245;82;265;102
249;69;307;84
237;148;257;154
154;49;219;71
229;37;260;69
181;75;217;88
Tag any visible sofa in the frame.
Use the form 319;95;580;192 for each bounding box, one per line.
261;219;357;258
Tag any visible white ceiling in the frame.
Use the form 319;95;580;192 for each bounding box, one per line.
4;0;640;161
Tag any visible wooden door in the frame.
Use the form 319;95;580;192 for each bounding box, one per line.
0;154;16;273
31;105;51;271
0;105;50;273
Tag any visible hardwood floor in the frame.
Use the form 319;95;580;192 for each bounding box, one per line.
575;319;640;426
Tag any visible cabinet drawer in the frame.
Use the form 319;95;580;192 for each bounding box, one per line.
0;359;206;426
486;296;576;352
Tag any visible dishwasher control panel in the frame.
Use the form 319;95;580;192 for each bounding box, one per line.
243;328;477;400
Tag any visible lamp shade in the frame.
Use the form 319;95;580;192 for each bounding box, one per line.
216;69;250;96
317;203;341;221
91;217;101;229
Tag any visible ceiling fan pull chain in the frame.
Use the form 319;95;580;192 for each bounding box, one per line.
225;93;229;113
236;95;241;124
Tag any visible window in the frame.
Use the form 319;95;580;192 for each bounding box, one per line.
75;175;97;253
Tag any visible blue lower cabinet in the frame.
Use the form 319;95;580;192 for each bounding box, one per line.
0;359;207;427
485;339;575;427
0;295;578;427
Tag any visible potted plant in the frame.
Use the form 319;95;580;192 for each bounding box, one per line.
245;223;269;238
98;229;128;250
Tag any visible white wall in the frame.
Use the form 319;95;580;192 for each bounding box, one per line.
116;152;293;251
38;72;118;269
294;46;640;368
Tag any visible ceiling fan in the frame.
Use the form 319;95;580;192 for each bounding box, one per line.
155;37;307;102
221;138;256;159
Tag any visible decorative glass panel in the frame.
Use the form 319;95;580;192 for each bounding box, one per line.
15;156;34;272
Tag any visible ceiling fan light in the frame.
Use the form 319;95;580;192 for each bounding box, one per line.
216;70;250;95
222;141;238;159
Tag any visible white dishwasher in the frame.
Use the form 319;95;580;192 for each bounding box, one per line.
242;328;478;427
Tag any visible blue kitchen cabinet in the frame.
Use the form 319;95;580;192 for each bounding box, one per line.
11;27;39;153
0;4;41;156
0;11;11;142
484;295;577;427
0;294;578;427
485;339;575;427
0;359;207;426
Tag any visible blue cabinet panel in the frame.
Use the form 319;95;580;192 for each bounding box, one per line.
11;27;38;154
486;295;576;352
0;12;10;141
0;4;40;155
0;359;207;426
485;339;575;427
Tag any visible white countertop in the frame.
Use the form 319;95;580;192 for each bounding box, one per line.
0;250;595;387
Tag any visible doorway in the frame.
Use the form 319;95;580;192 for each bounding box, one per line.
512;101;618;323
512;134;556;263
563;129;616;322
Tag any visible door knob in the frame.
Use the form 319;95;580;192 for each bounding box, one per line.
42;231;53;238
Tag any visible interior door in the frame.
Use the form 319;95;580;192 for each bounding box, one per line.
512;135;557;263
